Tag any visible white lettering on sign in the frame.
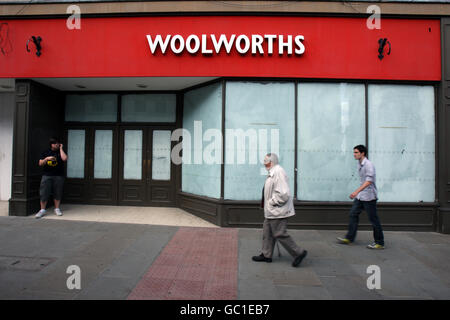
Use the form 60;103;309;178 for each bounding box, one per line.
146;34;305;56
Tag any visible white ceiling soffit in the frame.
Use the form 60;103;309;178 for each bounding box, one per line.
30;77;219;91
0;78;15;92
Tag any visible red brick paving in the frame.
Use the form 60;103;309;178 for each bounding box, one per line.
127;227;238;300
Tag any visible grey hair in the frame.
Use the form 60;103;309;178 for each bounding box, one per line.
265;153;279;165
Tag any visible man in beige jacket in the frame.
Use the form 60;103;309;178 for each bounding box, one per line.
252;153;307;267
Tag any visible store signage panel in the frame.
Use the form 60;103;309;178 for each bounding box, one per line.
0;16;441;81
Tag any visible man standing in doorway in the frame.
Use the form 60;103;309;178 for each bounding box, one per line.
337;145;385;249
252;153;307;267
35;137;68;218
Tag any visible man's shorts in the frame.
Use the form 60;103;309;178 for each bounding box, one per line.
39;175;65;201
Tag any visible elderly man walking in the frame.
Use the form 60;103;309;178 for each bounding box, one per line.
252;153;307;267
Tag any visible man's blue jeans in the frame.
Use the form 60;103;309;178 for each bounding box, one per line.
346;199;384;246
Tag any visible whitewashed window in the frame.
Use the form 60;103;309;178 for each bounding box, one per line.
297;83;365;201
123;130;142;180
94;130;113;179
368;84;435;202
65;94;117;122
121;94;176;122
67;129;85;178
152;130;171;181
224;82;295;200
182;83;222;199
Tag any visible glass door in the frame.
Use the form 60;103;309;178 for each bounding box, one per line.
147;129;174;205
65;127;118;204
89;128;118;204
119;126;176;206
119;128;146;205
64;128;87;203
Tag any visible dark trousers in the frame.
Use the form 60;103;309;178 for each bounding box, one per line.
346;199;384;246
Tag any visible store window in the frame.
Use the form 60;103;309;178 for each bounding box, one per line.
368;84;435;202
224;82;295;200
123;130;143;180
94;130;113;179
152;130;172;181
65;94;118;122
121;94;176;122
67;129;85;178
182;83;222;198
297;83;365;201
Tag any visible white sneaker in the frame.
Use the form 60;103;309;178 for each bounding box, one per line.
55;208;63;216
367;243;385;250
35;209;46;219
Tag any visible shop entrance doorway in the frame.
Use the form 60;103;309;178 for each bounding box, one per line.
119;126;176;206
64;125;177;206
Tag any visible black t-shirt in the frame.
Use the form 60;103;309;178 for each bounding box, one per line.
40;149;65;176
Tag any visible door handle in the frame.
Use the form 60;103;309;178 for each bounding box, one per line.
143;158;149;174
148;158;153;182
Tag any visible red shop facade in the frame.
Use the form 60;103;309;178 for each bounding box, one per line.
1;6;450;233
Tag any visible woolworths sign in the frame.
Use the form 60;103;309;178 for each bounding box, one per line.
146;34;306;55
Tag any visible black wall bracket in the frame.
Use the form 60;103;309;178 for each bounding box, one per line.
26;36;42;57
378;38;391;60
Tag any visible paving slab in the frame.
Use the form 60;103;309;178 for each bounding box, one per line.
75;275;137;300
275;285;333;300
238;278;280;300
0;213;450;300
318;275;384;300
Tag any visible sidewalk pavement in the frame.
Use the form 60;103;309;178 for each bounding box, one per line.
0;203;450;300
